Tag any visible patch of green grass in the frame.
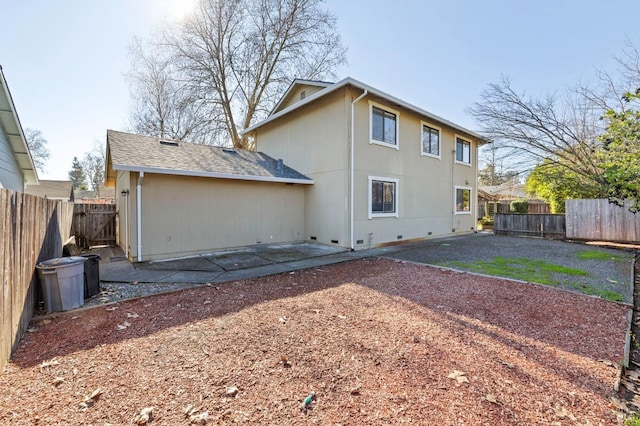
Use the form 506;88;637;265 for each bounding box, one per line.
570;283;624;302
441;257;588;287
576;250;629;262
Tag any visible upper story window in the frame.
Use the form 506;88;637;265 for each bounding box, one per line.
455;136;471;164
370;101;399;149
421;122;440;158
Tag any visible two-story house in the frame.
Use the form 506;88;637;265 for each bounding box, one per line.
243;77;488;250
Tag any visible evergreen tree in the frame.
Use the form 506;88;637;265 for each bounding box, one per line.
68;156;87;189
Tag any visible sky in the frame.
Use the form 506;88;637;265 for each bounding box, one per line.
1;0;640;180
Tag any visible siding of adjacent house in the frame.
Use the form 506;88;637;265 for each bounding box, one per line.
119;172;305;261
0;126;24;191
254;87;351;247
256;85;479;249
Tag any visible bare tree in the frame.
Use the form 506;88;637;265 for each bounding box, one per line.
23;128;50;174
468;76;607;190
127;38;220;144
130;0;346;149
82;140;106;191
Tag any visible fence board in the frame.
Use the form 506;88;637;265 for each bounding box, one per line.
0;189;73;371
494;213;566;238
72;203;116;248
566;199;640;242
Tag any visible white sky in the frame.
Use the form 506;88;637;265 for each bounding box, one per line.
1;0;639;180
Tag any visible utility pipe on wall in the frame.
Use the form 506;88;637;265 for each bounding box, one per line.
350;88;368;251
137;171;144;262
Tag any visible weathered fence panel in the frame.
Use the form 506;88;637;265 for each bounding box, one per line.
71;203;116;249
494;213;566;238
566;199;640;242
0;189;73;371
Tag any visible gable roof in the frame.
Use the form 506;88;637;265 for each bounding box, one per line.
0;66;38;186
24;180;73;201
270;79;332;114
106;130;313;185
243;77;489;144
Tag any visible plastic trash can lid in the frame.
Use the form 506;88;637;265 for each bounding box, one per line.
37;256;87;269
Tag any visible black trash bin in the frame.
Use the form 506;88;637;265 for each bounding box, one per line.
80;254;101;298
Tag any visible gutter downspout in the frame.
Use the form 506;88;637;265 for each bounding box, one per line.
350;88;368;251
137;171;144;262
474;145;479;231
123;190;129;259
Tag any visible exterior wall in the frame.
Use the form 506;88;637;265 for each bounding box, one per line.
351;94;479;248
255;87;350;247
132;173;305;261
275;84;328;112
0;127;24;191
115;170;132;259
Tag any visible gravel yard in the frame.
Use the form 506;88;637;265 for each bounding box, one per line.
1;258;629;425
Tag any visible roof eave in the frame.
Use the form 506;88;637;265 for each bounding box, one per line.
0;66;39;186
111;164;314;185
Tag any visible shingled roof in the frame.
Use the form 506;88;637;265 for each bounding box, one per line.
24;180;73;201
106;130;313;185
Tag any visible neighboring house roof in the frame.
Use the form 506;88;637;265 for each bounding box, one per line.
75;184;116;201
106;130;313;185
243;77;490;144
480;184;528;200
0;66;38;186
24;180;73;201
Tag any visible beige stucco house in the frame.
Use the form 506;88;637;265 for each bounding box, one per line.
105;130;312;261
243;77;488;251
106;78;487;261
0;66;38;192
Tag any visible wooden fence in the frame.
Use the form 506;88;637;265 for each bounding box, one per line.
71;203;116;249
566;199;640;242
1;189;74;370
494;213;566;238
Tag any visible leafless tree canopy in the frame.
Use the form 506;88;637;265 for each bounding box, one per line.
128;0;346;149
23;128;50;174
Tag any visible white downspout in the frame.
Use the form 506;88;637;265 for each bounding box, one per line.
137;171;144;262
123;190;129;259
474;145;479;231
350;88;368;251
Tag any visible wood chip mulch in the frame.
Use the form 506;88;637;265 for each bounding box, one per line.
0;258;630;425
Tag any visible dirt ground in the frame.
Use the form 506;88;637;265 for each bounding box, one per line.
1;258;629;425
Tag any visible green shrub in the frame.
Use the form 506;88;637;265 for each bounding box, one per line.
479;216;494;225
510;199;529;213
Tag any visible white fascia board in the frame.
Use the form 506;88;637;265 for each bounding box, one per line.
269;79;332;114
112;164;314;185
243;77;489;145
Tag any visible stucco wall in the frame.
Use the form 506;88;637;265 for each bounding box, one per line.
0;127;24;192
131;173;305;261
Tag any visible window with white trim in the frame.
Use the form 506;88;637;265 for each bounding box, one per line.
455;186;471;214
421;122;440;157
369;176;399;218
455;137;471;164
370;102;399;148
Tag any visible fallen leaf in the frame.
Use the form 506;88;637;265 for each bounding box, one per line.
127;312;139;318
117;324;127;330
190;411;209;424
53;377;64;386
39;358;59;369
203;300;211;304
26;327;38;333
553;405;577;420
79;388;103;410
105;306;118;311
226;386;239;397
71;315;80;320
484;394;498;403
278;316;287;324
134;406;154;424
447;370;469;384
337;314;347;320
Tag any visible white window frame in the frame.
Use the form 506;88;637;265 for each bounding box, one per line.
454;186;472;215
455;135;471;166
369;100;400;150
368;176;399;219
420;121;441;159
